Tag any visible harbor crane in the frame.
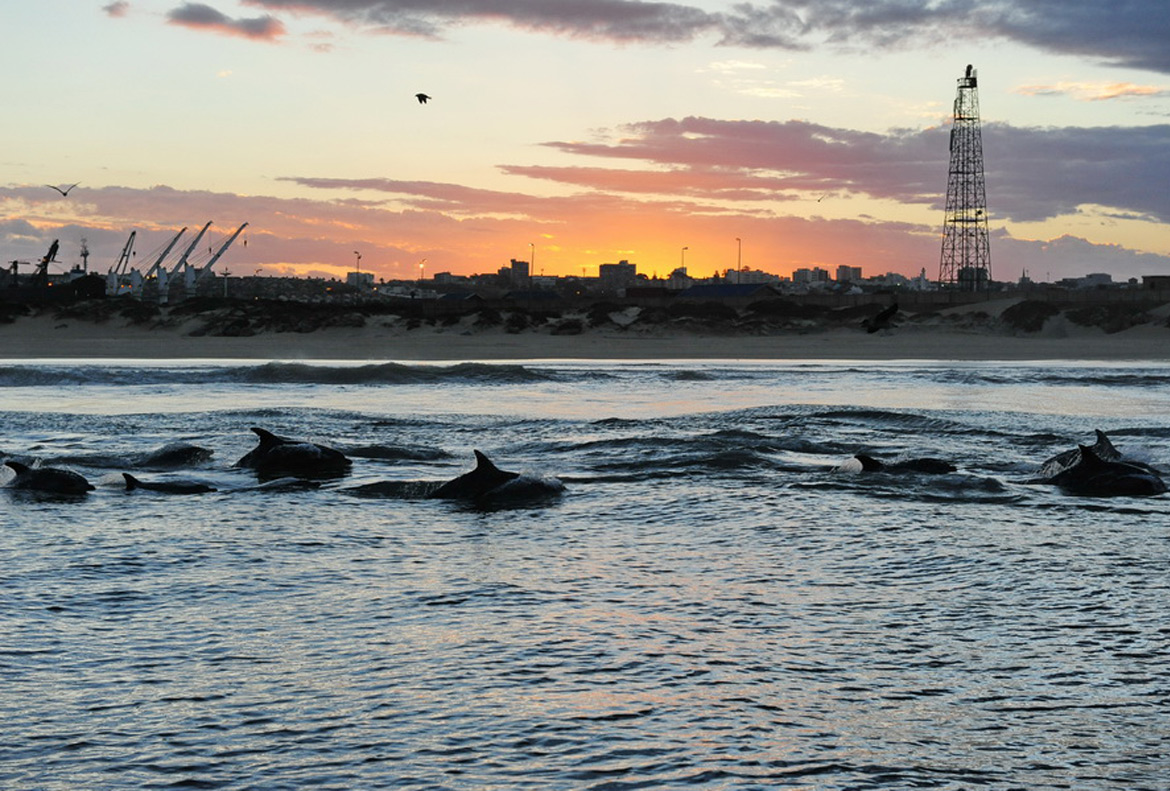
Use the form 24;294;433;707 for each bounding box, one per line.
195;223;248;282
142;227;188;281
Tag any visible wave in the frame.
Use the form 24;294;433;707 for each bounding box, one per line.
0;361;556;388
932;368;1170;389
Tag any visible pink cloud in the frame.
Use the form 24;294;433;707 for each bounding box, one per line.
1014;80;1169;101
167;3;286;41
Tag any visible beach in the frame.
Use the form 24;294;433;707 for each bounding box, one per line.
1;297;1168;361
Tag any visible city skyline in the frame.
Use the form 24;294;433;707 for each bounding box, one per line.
2;1;1168;284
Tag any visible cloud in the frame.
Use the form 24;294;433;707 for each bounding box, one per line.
983;0;1170;74
244;0;728;42
103;1;130;17
1013;80;1170;102
239;1;1170;73
4;173;1168;284
523;116;1170;224
998;234;1170;282
168;3;286;41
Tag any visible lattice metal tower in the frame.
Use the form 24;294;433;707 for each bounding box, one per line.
938;64;990;289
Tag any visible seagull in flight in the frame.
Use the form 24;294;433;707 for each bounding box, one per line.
415;93;431;104
47;182;79;197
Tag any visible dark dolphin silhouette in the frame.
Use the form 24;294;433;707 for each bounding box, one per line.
861;303;898;334
135;442;215;469
1047;445;1166;497
123;473;216;495
234;427;352;479
429;450;520;500
415;93;431;104
850;453;956;475
1035;429;1119;480
5;461;94;494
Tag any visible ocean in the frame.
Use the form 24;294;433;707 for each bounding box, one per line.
2;359;1168;790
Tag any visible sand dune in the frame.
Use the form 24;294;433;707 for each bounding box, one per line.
1;297;1167;361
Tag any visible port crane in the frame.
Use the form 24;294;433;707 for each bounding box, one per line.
104;232;137;296
194;222;248;283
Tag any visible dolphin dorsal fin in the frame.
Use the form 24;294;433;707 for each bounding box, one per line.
473;450;500;473
1077;444;1108;468
251;427;282;447
1092;430;1119;460
123;473;141;490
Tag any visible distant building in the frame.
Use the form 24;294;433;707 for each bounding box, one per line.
957;266;989;290
499;258;530;286
835;265;863;284
665;266;694;291
792;267;831;284
599;260;638;290
727;267;782;285
346;271;375;290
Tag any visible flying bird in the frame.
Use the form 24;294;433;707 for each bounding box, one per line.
47;182;79;197
415;93;431;104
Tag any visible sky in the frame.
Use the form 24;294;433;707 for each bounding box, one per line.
1;0;1168;284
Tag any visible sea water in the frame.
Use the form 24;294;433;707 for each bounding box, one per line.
1;359;1168;790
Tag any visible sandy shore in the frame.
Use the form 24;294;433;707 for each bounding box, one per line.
1;312;1168;361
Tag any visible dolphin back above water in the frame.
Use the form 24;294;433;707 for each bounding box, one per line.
429;450;521;500
234;427;352;479
4;460;95;494
1036;429;1120;480
123;473;217;495
1048;445;1167;497
1030;429;1166;496
850;453;956;475
135;442;215;469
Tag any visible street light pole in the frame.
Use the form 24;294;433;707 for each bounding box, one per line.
681;246;688;273
353;251;361;273
736;237;741;282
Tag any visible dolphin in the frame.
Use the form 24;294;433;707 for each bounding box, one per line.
123;473;217;495
1047;444;1166;497
234;427;352;479
1036;429;1120;480
4;460;94;494
135;442;215;469
429;450;521;500
847;453;956;474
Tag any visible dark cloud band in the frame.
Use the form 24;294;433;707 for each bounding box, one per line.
236;0;1170;72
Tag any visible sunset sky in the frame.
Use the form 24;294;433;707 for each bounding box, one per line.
2;1;1168;284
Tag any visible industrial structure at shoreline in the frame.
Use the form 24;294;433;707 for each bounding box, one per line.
938;65;992;291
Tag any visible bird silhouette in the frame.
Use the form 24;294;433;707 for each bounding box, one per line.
47;182;79;197
862;303;898;334
415;93;431;104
